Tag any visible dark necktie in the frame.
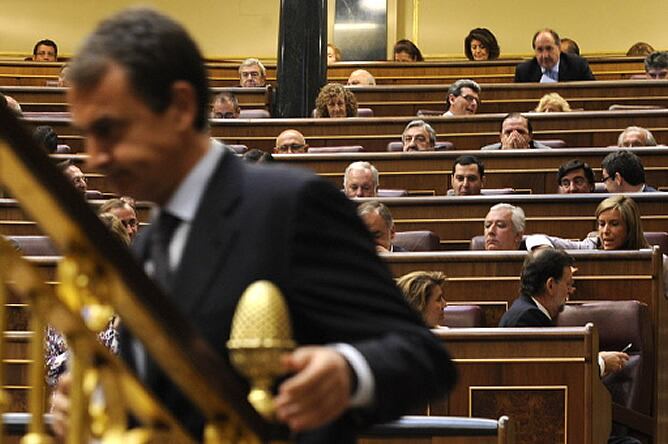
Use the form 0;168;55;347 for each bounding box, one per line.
149;210;181;292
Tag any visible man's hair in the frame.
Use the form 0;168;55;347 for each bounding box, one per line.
396;271;447;315
617;126;657;147
557;159;594;187
315;83;358;117
445;79;481;111
595;195;649;249
344;161;379;187
601;150;646;186
627;42;654;57
501;112;532;134
644;51;668;71
68;8;209;131
464;28;500;60
489;203;526;233
560;38;580;55
393;39;424;61
403;119;436;146
532;29;561;49
520;249;574;298
452;155;485;176
33;125;59;154
357;200;395;231
238;58;267;77
33;39;58;57
212;91;240;112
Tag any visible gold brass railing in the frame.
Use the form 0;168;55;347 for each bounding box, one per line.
0;104;287;442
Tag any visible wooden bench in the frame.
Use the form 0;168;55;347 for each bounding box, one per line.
430;326;611;443
20;109;668;152
375;193;668;250
0;85;272;113
271;147;668;195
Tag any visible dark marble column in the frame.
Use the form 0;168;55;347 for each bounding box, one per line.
274;0;327;118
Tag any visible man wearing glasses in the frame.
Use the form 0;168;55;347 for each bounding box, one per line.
443;79;480;117
238;58;267;87
557;159;595;194
274;129;308;154
601;150;657;193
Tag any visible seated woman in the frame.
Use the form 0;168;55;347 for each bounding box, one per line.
314;83;358;118
393;39;424;62
396;271;446;328
464;28;500;61
534;93;572;112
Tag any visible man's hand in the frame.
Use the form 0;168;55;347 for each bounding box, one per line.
502;131;530;149
600;351;630;376
50;372;72;441
275;346;352;432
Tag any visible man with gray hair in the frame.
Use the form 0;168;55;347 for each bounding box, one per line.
238;57;266;87
347;69;376;86
644;51;668;79
443;79;480;117
343;161;379;198
210;91;240;119
357;200;405;253
617;126;658;147
402;119;436;151
483;203;526;250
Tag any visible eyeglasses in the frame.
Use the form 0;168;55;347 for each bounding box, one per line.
600;175;613;182
240;71;261;78
120;218;138;228
460;94;480;104
560;177;587;188
275;143;306;153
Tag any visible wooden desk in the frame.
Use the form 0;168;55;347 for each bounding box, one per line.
21;109;668;152
431;326;611;444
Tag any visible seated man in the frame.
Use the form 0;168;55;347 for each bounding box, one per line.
443;79;480;117
500;249;629;375
210;91;240;119
559;37;580;55
32;39;58;62
343;161;378;198
357;200;405;253
617;126;657;147
60;162;88;196
238;58;267;87
643;51;668;79
515;29;594;83
402;119;436;151
601;150;657;192
347;69;376;86
99;198;140;240
274;129;308;154
481;113;551;150
557;159;595;194
451;155;485;196
484;203;525;250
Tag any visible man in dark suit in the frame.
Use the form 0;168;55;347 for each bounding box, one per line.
57;7;456;443
514;29;595;83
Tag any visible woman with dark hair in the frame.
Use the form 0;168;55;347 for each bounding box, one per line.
393;39;424;62
464;28;500;61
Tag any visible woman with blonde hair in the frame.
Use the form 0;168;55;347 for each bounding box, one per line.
396;271;446;327
534;93;572;113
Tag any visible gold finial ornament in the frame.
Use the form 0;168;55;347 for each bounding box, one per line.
227;281;295;419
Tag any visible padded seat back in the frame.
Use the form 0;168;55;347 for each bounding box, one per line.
239;109;271;118
535;139;567;148
394;231;440;251
556;300;654;415
443;305;483;327
386;141;454;152
377;189;408;197
307;145;364;153
9;236;59;256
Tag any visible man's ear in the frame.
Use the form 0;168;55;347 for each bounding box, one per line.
481;174;487;186
614;172;624;187
390;224;396;240
545;276;556;295
447;94;455;106
169;81;197;131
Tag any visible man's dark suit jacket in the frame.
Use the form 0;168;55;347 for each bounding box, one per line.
125;152;456;442
514;52;595;83
498;295;553;327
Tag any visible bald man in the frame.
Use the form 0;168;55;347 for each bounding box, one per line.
274;129;309;154
347;69;376;86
